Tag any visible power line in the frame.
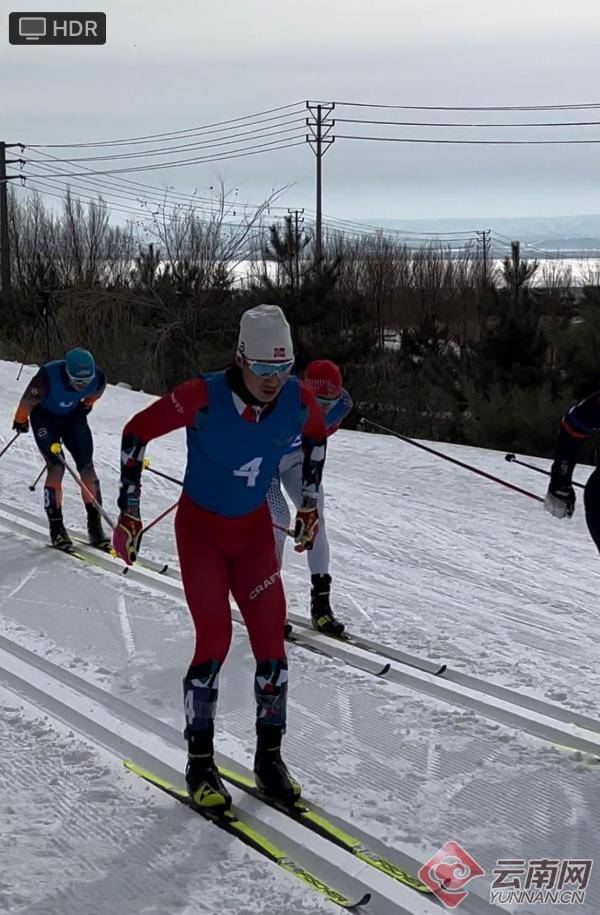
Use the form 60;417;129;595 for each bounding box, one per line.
330;227;476;246
18;159;179;214
336;117;600;128
19;178;268;232
332;100;600;111
22;117;306;163
23;101;306;148
13;180;269;254
337;133;600;145
17;160;247;223
28;147;295;214
323;225;477;246
317;211;478;237
17;169;484;248
16;178;153;223
20;137;306;179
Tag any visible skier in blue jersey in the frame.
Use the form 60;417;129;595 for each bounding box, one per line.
112;305;327;810
545;390;600;556
267;359;352;636
12;348;107;550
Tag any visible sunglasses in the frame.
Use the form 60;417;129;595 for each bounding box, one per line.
316;394;341;413
67;373;94;389
243;357;294;378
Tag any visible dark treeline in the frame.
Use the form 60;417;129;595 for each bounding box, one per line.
3;187;600;462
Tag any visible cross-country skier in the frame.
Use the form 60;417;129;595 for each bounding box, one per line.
12;348;107;551
267;359;352;636
112;304;327;811
545;391;600;549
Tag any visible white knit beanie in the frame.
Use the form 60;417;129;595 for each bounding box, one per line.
237;304;294;361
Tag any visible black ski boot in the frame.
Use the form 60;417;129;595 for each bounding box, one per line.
254;723;301;802
284;620;293;638
310;574;345;637
86;503;109;549
185;727;231;811
49;515;73;552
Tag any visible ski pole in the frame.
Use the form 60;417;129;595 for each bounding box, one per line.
29;466;46;492
141;492;294;538
505;452;586;490
359;417;544;504
141;500;179;536
142;459;183;487
49;443;116;529
0;432;20;460
143;458;295;536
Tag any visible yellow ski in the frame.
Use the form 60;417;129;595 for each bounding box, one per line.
219;765;430;895
124;760;370;911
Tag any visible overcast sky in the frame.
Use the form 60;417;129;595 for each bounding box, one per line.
3;0;600;225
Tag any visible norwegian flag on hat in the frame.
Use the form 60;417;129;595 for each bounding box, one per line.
305;359;342;399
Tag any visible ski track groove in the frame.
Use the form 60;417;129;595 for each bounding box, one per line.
117;594;136;656
1;568;38;606
2;501;600;759
0;637;433;915
0;703;211;915
221;651;600;870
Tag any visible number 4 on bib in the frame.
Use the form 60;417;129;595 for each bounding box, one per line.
233;457;263;487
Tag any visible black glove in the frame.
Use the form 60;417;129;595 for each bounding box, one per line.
82;404;93;415
12;418;29;434
544;481;576;519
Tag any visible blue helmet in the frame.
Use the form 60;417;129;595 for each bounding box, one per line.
65;348;95;387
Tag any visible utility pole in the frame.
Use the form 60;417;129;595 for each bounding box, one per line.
511;239;520;311
287;207;304;292
0;142;22;299
306;102;335;263
476;229;491;288
0;142;11;295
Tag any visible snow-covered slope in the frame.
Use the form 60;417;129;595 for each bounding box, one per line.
1;359;599;914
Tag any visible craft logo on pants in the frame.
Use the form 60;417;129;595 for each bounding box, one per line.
418;840;484;908
9;12;106;44
250;570;280;600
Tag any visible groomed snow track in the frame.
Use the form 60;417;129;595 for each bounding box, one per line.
1;501;599;760
0;625;519;915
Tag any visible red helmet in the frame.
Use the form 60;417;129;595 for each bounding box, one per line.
305;360;342;399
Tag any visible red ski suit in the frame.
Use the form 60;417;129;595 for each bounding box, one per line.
120;370;326;676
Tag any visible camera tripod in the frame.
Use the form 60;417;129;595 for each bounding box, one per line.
17;290;66;380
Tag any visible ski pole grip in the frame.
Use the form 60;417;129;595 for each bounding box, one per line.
505;453;516;462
